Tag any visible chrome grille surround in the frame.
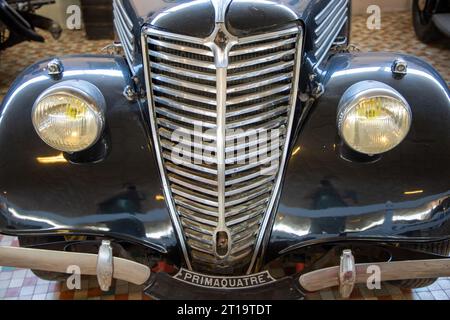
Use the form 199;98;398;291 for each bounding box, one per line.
142;24;303;273
113;0;134;68
313;0;349;66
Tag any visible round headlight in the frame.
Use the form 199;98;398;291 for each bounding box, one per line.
32;80;105;153
337;81;412;155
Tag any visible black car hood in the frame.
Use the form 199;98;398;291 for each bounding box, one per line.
128;0;318;38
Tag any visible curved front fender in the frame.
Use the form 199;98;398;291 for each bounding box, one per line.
0;55;181;262
265;52;450;263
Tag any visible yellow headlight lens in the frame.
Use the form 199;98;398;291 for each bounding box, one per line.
32;81;105;153
338;81;412;155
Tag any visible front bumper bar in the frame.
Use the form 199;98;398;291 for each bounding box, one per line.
0;243;150;288
1;244;450;299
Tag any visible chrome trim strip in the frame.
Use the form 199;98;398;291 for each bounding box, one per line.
149;50;216;70
247;29;304;274
157;119;216;141
148;38;214;57
151;73;216;94
226;106;288;129
113;0;133;41
182;219;215;236
225;118;288;141
227;72;293;94
224;153;281;175
226;199;269;217
141;30;192;270
314;4;348;47
229;38;297;57
113;0;134;71
180;209;218;227
226;84;292;105
113;19;133;65
162;152;218;175
211;0;234;23
154;96;217;118
227;61;295;81
167;164;218;185
114;0;133;30
227;96;289;117
146;27;207;45
314;14;348;67
215;66;229;258
225;165;279;186
228;49;296;70
176;198;219;216
315;0;347;36
151;62;217;81
156;107;217;128
161;135;217;154
225;176;275;197
152;84;217;105
315;0;340;24
172;186;219;207
313;0;349;68
237;27;299;44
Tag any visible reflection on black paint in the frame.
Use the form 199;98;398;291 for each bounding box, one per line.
98;185;145;214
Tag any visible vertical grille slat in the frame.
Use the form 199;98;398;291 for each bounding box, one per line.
144;26;302;272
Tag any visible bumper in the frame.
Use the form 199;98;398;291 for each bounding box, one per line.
1;243;450;299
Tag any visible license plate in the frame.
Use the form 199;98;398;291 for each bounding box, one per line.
174;268;276;289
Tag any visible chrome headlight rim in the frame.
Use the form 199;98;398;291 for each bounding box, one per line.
337;81;412;155
32;80;106;153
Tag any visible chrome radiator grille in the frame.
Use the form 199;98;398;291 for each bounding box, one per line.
143;26;301;271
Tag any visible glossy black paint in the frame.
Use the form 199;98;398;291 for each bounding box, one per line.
0;55;181;264
264;52;450;263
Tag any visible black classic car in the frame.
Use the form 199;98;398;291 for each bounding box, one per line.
0;0;449;300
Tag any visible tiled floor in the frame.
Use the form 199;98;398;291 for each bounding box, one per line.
0;12;449;300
